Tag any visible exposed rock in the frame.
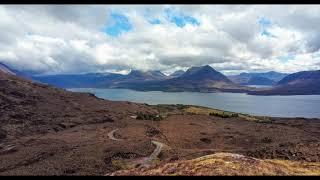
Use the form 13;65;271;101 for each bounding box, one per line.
0;144;17;155
200;138;211;144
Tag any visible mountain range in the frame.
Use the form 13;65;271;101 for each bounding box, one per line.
32;70;170;89
32;73;124;88
30;65;251;92
228;71;288;86
249;70;320;95
109;65;250;93
1;62;319;95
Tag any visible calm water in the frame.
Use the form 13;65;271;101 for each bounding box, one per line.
68;88;320;118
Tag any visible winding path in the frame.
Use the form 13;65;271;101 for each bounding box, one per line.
148;141;163;161
107;129;123;141
106;129;165;168
139;140;164;167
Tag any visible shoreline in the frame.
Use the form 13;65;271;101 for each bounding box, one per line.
67;86;320;96
68;88;320;119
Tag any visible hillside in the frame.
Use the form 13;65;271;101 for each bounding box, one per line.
0;70;154;141
277;70;320;85
258;71;289;82
249;70;320;95
0;70;319;175
0;62;37;79
112;153;320;176
0;62;16;75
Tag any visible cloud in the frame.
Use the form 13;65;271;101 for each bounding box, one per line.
0;5;320;75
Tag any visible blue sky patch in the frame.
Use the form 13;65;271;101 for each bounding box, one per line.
149;19;161;24
164;8;200;27
258;17;276;38
277;54;295;62
104;12;132;37
143;8;162;25
259;17;272;26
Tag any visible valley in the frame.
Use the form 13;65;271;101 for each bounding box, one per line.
1;4;320;176
0;69;319;175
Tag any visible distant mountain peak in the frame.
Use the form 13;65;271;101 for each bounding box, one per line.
187;65;213;72
180;65;233;84
129;69;166;77
203;64;213;69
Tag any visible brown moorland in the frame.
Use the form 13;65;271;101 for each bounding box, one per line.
0;70;319;175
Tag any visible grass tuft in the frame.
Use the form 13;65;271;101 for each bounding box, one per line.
136;112;163;121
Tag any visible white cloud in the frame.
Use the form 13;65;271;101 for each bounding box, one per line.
0;5;320;75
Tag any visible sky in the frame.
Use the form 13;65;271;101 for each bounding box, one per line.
0;5;320;75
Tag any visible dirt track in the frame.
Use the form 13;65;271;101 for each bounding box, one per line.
149;141;163;161
107;129;123;141
106;127;164;168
